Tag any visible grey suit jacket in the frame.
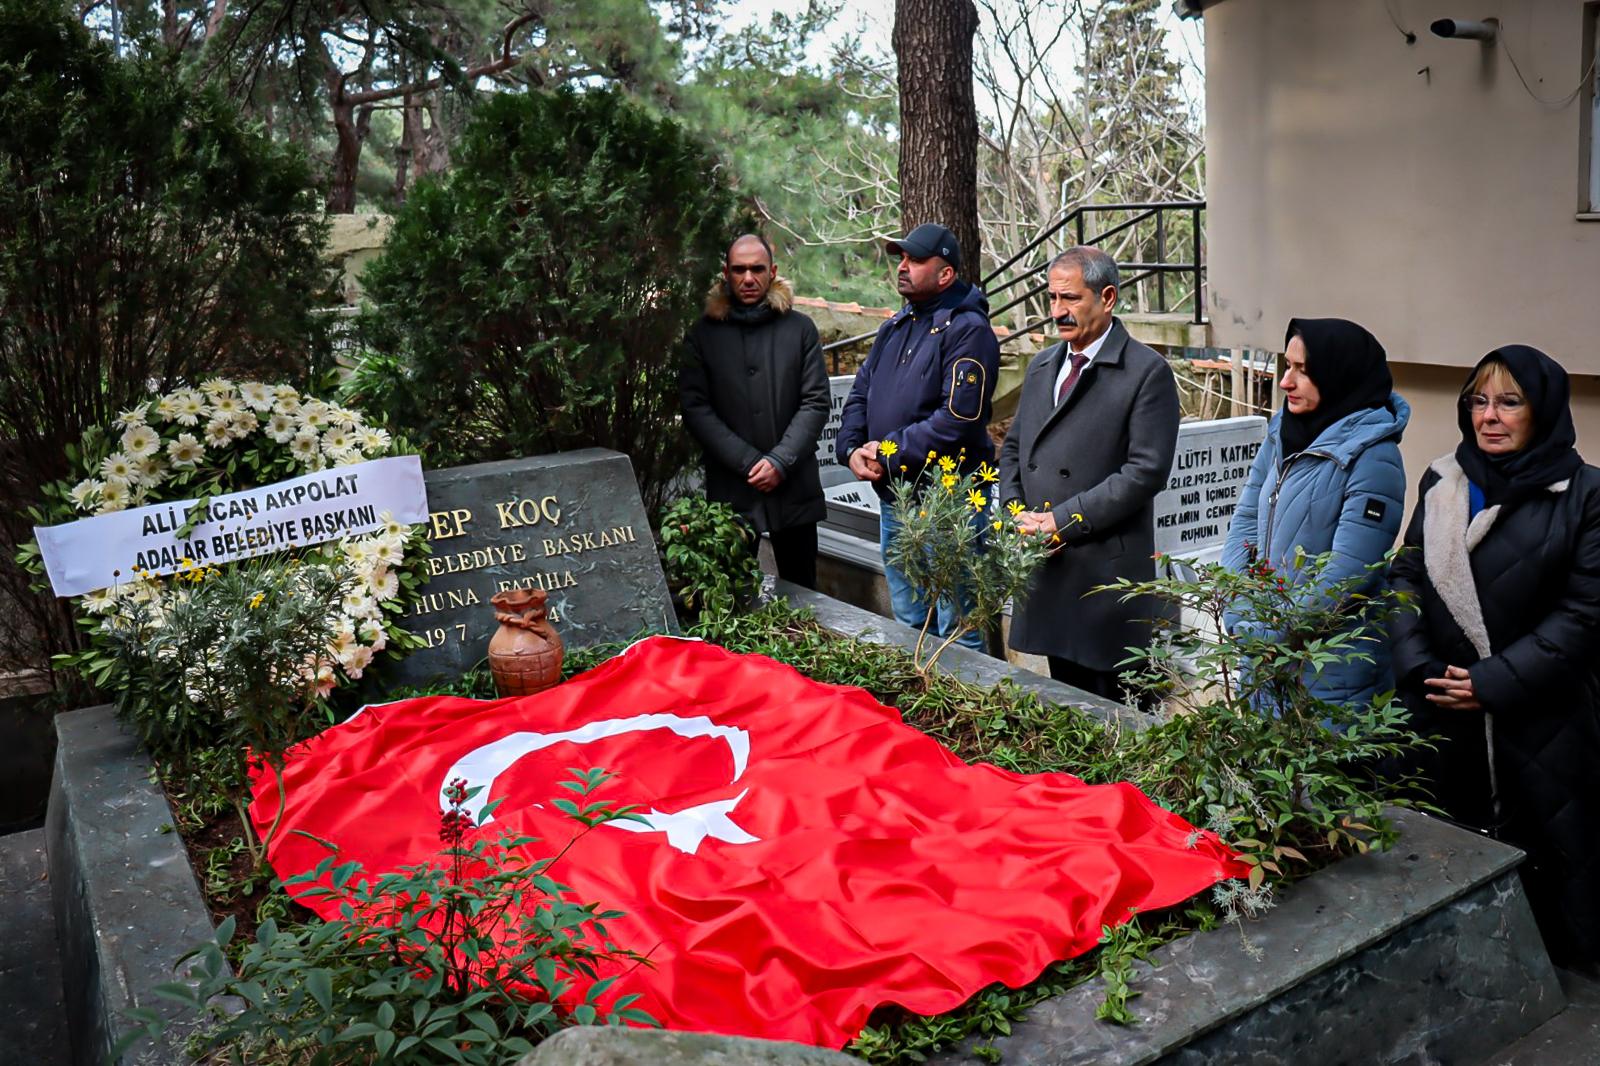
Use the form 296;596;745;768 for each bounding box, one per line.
998;319;1180;669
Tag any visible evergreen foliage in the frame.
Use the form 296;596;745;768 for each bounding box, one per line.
0;0;332;677
355;88;736;514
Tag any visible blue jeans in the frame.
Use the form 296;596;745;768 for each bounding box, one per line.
879;506;985;651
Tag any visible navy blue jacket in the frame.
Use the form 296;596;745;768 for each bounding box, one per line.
834;281;1001;498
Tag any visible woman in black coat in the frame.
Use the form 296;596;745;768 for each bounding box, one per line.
1390;345;1600;968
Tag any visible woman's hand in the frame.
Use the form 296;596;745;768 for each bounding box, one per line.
1424;665;1482;711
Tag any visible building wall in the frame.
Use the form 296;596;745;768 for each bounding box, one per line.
1205;0;1600;512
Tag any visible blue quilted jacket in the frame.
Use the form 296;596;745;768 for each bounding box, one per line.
1220;394;1410;707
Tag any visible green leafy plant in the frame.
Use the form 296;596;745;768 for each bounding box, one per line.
353;87;737;515
1102;550;1428;891
658;496;762;618
100;556;352;864
129;771;656;1065
879;444;1051;675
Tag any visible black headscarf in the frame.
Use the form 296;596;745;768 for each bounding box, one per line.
1279;318;1394;457
1454;344;1583;507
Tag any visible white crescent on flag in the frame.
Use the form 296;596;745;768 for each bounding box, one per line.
439;712;759;855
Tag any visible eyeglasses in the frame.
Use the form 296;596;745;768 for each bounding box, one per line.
1463;394;1527;414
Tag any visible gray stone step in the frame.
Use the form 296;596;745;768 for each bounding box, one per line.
1472;968;1600;1066
0;828;70;1066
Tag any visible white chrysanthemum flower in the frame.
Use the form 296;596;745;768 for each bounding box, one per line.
120;424;160;458
174;391;206;426
166;433;204;466
114;406;149;429
289;432;320;463
99;452;137;482
367;536;404;569
97;480;131;512
341;588;378;617
298;401;330;430
203;419;233;447
153;394;181;422
211;393;243;418
69;478;103;511
358;617;387;643
339;644;375;678
273;395;302;418
342;539;373;568
239;382;273;410
358;427;392;453
327;447;363;468
230;410;258;436
264;412;296;443
82;586;117;614
138;455;166;486
368;566;400;601
199;377;234;397
321;427;352;453
377;510;407;537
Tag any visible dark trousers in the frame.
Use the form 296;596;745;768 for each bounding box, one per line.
768;522;818;590
1046;656;1126;703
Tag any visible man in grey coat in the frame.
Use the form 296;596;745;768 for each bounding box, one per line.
999;246;1180;700
681;234;830;587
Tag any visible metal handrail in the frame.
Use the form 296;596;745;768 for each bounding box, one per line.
820;199;1205;357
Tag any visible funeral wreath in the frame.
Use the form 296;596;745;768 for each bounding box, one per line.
19;379;429;784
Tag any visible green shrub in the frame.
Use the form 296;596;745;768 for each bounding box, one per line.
658;496;762;618
0;0;332;680
354;88;737;514
1104;550;1426;888
128;772;654;1064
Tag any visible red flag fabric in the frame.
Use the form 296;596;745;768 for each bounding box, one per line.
251;636;1244;1048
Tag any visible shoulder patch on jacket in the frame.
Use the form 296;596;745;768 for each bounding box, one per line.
948;357;986;422
1363;498;1386;522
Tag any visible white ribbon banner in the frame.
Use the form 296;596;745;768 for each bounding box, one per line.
34;455;429;598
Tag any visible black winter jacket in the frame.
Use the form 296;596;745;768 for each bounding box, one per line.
680;277;829;534
1390;453;1600;965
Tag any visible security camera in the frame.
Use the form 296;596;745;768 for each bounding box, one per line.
1429;18;1498;42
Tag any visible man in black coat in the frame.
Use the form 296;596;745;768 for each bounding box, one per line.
680;234;830;588
999;246;1180;700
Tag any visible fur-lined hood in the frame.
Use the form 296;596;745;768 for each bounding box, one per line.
703;275;794;321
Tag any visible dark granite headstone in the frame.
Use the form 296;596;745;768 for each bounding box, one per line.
392;449;674;687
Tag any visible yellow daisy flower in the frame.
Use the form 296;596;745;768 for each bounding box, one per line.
879;439;899;457
938;456;957;473
967;489;987;511
975;462;999;484
941;474;957;490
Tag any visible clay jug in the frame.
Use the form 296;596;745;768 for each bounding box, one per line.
487;587;564;697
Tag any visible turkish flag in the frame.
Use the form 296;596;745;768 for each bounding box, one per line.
251;636;1243;1048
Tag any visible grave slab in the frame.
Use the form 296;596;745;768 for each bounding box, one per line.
47;706;215;1066
395;448;675;687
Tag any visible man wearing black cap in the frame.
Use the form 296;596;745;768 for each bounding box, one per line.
835;223;1001;651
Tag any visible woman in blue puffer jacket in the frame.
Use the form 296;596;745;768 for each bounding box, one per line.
1220;318;1409;708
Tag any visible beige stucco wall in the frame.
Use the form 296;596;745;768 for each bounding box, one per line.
1206;0;1598;368
1205;0;1600;511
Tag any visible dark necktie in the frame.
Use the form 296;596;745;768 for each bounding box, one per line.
1056;352;1089;406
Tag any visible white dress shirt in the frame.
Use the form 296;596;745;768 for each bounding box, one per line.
1052;325;1112;403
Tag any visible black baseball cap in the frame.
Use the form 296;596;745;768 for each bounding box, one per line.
886;223;961;272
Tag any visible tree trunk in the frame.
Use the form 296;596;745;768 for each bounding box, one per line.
327;96;373;214
893;0;981;282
